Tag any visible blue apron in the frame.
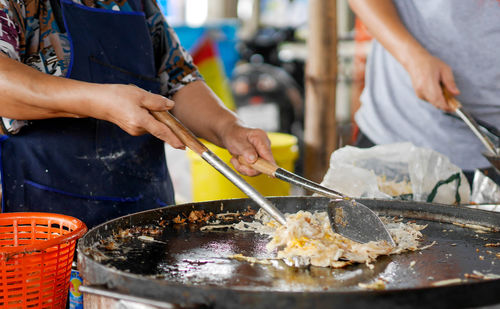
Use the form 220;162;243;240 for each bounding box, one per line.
0;0;175;228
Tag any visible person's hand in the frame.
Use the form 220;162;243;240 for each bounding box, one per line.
91;84;185;149
404;48;460;112
219;123;274;176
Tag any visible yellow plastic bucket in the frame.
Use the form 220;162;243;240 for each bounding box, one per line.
188;132;299;202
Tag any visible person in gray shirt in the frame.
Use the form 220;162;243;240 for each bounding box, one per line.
349;0;499;184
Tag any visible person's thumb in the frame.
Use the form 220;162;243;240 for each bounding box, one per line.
441;67;460;96
144;94;175;112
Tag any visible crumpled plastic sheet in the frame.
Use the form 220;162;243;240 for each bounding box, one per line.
471;170;500;205
320;142;470;205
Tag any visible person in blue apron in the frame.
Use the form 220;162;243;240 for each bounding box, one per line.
0;0;274;228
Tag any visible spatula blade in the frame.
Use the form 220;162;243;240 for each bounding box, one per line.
327;199;395;246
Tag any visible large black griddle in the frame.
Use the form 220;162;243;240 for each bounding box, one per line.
78;197;500;309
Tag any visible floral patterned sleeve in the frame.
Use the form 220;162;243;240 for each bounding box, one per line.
143;0;203;98
0;2;21;61
0;1;29;134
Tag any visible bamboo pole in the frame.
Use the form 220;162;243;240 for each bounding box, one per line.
303;0;337;183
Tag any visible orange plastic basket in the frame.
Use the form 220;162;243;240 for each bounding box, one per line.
0;212;87;309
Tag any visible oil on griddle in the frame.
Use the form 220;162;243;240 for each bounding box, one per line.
84;200;500;292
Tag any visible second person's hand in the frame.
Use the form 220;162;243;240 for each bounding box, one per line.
404;48;460;112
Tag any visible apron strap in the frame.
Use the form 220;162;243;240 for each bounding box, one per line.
50;0;66;33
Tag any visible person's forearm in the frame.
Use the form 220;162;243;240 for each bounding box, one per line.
171;80;241;147
349;0;459;111
0;55;103;120
171;80;274;174
348;0;428;69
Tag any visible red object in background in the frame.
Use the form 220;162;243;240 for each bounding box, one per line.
354;18;372;42
190;35;236;110
191;35;217;64
350;18;373;144
249;96;264;105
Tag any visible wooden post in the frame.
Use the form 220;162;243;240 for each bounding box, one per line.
222;0;238;18
207;0;238;20
304;0;338;183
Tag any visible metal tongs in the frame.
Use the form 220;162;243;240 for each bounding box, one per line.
442;88;500;173
151;111;395;246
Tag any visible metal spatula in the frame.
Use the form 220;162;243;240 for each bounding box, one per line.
238;157;396;246
152;111;394;245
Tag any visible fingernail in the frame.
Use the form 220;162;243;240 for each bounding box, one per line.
248;154;256;161
165;98;174;107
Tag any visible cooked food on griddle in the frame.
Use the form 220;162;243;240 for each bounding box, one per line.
90;208;430;269
229;209;430;268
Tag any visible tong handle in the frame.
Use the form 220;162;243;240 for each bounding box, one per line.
238;155;347;200
441;86;498;155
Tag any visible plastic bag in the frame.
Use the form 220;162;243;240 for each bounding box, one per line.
320;142;470;205
471;170;500;204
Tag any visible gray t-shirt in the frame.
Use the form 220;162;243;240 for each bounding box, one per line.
355;0;500;171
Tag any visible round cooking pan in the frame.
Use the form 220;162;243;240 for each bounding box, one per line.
78;197;500;309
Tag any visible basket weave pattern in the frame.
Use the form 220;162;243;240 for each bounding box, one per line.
0;213;87;308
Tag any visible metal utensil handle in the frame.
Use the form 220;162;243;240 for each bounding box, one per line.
455;108;497;155
151;111;286;225
274;168;347;201
442;87;498;155
203;151;286;225
238;156;348;200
